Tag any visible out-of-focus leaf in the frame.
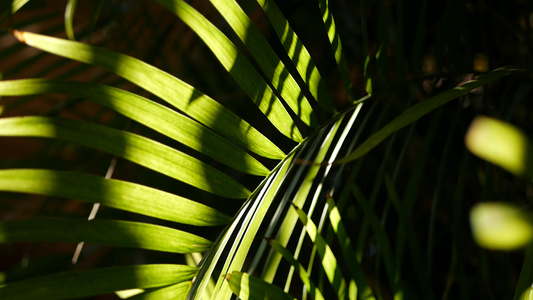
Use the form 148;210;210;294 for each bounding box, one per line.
465;116;533;180
0;169;230;226
0;218;212;253
0;117;250;198
470;202;533;250
0;264;196;300
64;0;78;40
11;30;285;159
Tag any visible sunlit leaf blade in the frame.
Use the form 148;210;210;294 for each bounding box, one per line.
318;0;355;100
154;0;303;141
292;204;347;299
208;0;317;127
520;286;533;300
359;0;372;94
129;281;191;300
261;111;347;283
225;271;295;300
465;116;533;180
325;197;375;300
257;0;335;113
338;66;524;164
0;116;250;198
267;238;325;300
0;264;196;300
0;79;269;176
470;202;533;250
0;218;212;253
204;153;295;300
0;169;230;226
12;30;285;159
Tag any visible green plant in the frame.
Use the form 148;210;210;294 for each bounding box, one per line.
0;0;532;299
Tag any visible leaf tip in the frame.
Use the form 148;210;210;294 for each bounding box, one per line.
12;30;27;44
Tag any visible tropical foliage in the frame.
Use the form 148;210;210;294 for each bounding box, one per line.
0;0;532;299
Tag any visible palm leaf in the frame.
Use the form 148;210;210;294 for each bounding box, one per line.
0;1;529;300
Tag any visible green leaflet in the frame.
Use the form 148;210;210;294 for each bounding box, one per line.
257;0;335;113
0;218;212;253
318;0;356;100
0;79;269;176
267;238;325;300
0;117;250;198
64;0;78;40
205;153;295;300
12;30;285;159
0;264;196;300
225;271;295;300
129;281;191;300
338;66;524;164
154;0;303;141
326;197;375;300
208;0;318;127
292;204;348;300
0;169;230;226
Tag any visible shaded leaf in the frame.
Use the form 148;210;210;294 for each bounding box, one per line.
338;66;524;164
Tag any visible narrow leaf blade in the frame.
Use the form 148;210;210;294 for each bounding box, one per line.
0;116;250;198
0;218;212;253
0;169;230;226
12;30;285;159
0;264;196;300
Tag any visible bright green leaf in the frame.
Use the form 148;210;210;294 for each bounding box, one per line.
12;30;285;159
0;169;230;226
0;117;250;198
257;0;335;113
208;0;318;127
128;281;191;300
0;218;212;253
155;0;303;141
0;79;270;176
0;264;196;300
